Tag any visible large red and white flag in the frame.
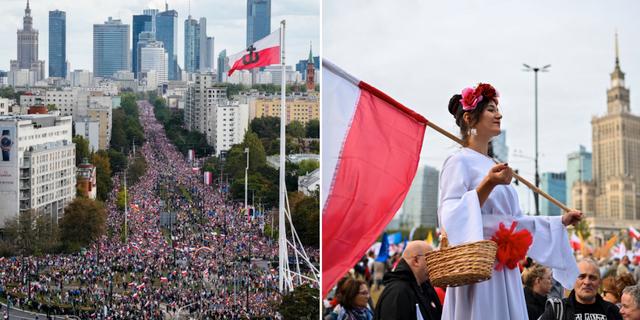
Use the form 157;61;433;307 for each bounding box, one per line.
228;29;280;76
630;226;640;240
322;60;427;297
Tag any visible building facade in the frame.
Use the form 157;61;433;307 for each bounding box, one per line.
0;115;76;227
132;14;153;78
566;145;592;208
93;17;130;78
48;10;66;78
185;74;226;134
156;6;179;80
209;101;249;156
540;172;566;216
184;17;201;73
140;42;168;85
400;165;439;228
250;95;319;125
246;0;271;46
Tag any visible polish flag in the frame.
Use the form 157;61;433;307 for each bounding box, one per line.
204;172;213;185
321;60;427;297
160;277;168;283
629;226;640;240
228;29;280;76
570;233;581;251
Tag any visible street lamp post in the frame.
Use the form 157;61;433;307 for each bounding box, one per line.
244;148;249;213
523;63;551;216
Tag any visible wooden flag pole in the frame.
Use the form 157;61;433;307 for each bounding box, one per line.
426;121;573;213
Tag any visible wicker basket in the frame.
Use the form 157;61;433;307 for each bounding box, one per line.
425;235;498;287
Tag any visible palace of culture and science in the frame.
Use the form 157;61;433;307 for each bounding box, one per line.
573;34;640;244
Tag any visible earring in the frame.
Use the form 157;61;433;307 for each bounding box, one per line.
468;128;477;136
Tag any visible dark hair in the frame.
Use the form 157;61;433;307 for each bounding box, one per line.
340;278;367;310
448;84;499;146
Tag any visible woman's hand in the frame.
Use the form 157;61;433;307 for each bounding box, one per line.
562;210;583;227
486;163;513;186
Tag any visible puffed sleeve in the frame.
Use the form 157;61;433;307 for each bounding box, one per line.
437;154;484;246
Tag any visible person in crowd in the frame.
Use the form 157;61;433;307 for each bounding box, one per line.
539;259;621;320
326;279;373;320
522;264;553;320
437;83;583;319
374;241;441;320
620;256;632;276
620;284;640;320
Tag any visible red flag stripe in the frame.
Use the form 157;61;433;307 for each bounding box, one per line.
227;46;280;76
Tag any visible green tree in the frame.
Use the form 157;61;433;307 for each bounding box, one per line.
47;104;58;111
4;210;60;255
305;119;319;138
107;149;127;174
289;192;319;247
286;121;306;138
116;187;128;211
92;151;112;201
73;135;91;166
0;86;16;99
297;159;319;176
127;154;147;185
250;117;280;140
59;198;106;252
278;285;319;319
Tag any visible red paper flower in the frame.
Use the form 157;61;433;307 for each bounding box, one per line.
490;221;533;271
474;83;499;101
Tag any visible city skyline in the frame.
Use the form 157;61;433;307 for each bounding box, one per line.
324;0;640;214
0;0;318;73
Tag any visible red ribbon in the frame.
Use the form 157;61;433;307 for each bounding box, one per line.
490;221;533;271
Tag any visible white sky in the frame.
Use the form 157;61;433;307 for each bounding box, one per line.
323;0;640;214
0;0;319;72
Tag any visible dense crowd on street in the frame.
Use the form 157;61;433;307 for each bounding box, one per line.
0;101;319;319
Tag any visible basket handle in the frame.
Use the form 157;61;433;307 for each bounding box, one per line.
440;227;449;248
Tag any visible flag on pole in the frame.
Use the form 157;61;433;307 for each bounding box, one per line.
629;226;640;240
409;226;418;241
228;29;280;76
375;232;389;262
321;59;427;297
188;149;195;162
204;171;213;185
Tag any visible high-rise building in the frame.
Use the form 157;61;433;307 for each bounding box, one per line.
246;0;271;47
48;10;66;78
156;6;179;80
572;34;640;244
135;31;156;78
205;36;215;72
199;18;208;73
93;17;130;78
0;115;76;227
185;74;226;133
566;145;592;207
401;165;439;228
184;16;201;73
140;41;168;85
540;172;566;216
132;14;153;78
217;50;228;82
11;0;45;82
491;130;509;163
209;101;249;156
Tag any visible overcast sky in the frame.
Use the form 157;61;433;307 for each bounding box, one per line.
0;0;319;72
324;0;640;213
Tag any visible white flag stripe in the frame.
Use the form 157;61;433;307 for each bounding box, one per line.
227;28;281;63
320;60;360;209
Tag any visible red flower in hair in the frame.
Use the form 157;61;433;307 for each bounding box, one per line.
491;221;532;271
459;83;500;111
474;83;499;102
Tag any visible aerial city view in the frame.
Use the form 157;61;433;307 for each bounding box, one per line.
0;0;319;318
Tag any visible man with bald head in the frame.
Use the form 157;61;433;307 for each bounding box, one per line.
539;259;621;320
373;241;442;320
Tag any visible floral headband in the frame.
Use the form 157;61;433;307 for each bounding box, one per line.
460;83;499;111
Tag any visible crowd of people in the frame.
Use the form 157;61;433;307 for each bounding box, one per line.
0;100;319;319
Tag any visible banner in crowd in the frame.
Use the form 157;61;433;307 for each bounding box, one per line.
321;59;427;297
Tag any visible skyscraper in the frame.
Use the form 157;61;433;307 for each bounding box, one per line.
184;16;201;73
217;49;228;82
136;31;156;78
566;145;592;207
132;14;153;78
48;10;66;78
93;17;130;78
140;41;168;85
540;172;566;216
11;0;45;81
199;18;208;73
400;165;439;228
490;130;509;163
246;0;271;47
157;6;178;80
205;36;215;73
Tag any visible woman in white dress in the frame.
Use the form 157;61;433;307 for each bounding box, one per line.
438;83;583;320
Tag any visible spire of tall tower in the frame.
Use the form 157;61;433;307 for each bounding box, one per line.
308;41;313;63
26;0;30;14
615;31;620;68
165;0;168;11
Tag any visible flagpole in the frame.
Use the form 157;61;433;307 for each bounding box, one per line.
278;19;290;293
425;121;573;213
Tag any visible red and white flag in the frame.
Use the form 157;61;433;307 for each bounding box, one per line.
629;226;640;240
204;171;213;185
228;29;280;76
321;60;427;297
570;233;581;251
